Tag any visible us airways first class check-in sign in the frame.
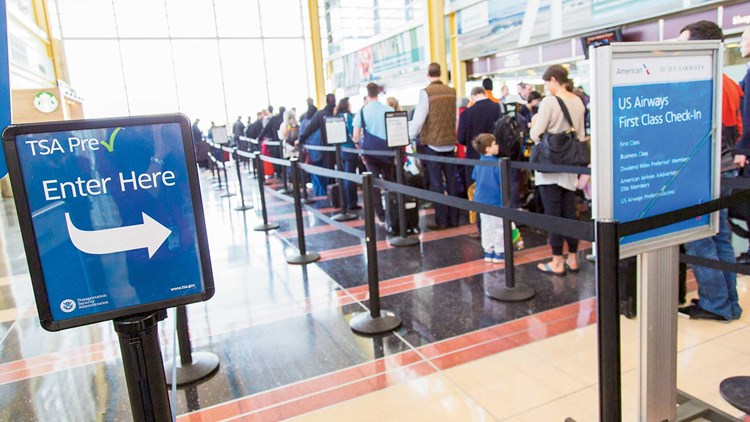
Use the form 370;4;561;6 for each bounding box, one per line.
3;114;214;331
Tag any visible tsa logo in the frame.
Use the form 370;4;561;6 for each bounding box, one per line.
60;299;76;313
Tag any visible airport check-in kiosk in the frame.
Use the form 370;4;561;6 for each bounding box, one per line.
2;114;214;420
591;41;721;421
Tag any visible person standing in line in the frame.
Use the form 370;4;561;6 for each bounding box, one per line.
300;94;337;195
409;62;459;230
529;65;585;276
500;85;510;103
471;133;505;264
733;26;750;265
387;97;402;111
191;118;202;143
335;97;360;210
259;106;286;179
353;83;395;222
232;115;245;147
458;86;502;187
677;20;743;321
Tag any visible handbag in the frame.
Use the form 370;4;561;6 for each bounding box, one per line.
530;96;590;169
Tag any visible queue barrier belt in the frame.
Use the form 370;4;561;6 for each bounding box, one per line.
257;154;292;167
619;188;750;237
264;141;281;147
221;146;234;153
374;178;595;241
339;146;396;158
236;150;254;159
298;162;364;184
262;177;365;240
303;144;336;152
681;253;750;276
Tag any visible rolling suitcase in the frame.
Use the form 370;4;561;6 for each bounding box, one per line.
384;191;419;235
327;182;341;209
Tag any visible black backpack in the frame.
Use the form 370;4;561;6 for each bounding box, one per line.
493;113;525;161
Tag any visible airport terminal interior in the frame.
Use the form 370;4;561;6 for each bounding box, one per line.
2;0;750;421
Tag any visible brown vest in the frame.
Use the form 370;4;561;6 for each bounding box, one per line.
420;81;457;146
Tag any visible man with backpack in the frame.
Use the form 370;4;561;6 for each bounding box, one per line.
458;86;503;186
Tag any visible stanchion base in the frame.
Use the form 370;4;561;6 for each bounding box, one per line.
234;204;253;211
486;284;536;302
220;192;236;198
164;352;220;387
719;376;750;413
278;188;290;195
287;252;321;265
350;310;402;335
253;223;280;232
388;236;420;247
332;212;358;222
302;198;316;205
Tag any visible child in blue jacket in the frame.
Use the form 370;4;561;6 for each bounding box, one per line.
471;133;504;263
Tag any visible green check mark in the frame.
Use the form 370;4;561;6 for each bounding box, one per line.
101;127;122;152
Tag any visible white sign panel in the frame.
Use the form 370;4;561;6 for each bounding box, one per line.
385;111;409;148
325;116;347;144
591;41;721;258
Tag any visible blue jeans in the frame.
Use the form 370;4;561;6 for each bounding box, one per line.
684;170;742;319
425;148;459;227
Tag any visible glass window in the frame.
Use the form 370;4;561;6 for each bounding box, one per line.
165;0;216;38
219;40;269;120
113;0;169;38
214;0;261;37
259;0;303;38
64;40;129;118
171;40;227;126
263;39;309;110
56;0;117;38
119;40;179;115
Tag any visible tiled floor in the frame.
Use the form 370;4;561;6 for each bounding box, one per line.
0;164;748;421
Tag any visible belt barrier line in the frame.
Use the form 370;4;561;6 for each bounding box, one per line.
236;149;254;159
306;144;590;174
619;188;750;237
263;141;281;147
302;144;336;152
258;154;292;167
509;161;591;174
680;253;750;276
221;146;234;154
374;178;595;241
298;162;364;184
262;177;365;239
339;146;396;158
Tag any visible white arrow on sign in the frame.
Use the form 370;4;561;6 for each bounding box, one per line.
65;212;171;258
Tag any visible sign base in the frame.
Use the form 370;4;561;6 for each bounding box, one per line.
165;352;220;387
486;284;535;302
332;212;358;222
719;376;750;413
350;310;401;335
388;236;419;247
287;252;320;265
254;223;280;232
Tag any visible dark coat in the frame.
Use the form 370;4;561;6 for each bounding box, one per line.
300;104;335;143
457;99;501;159
259;114;283;141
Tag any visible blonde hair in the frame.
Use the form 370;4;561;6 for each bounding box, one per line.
386;97;401;111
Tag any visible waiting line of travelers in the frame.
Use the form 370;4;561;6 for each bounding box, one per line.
193;19;747;325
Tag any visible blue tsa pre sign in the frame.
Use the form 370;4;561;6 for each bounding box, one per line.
3;114;214;331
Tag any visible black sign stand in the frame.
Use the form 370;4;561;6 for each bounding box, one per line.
113;311;172;422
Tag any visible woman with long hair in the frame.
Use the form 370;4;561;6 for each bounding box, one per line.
529;65;586;276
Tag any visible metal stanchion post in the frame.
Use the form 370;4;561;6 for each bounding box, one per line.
332;144;357;221
164;306;220;387
350;173;402;335
113;311;171;421
389;147;419;247
220;149;235;198
253;153;280;232
595;220;622;422
486;158;535;301
233;150;253;211
287;158;320;264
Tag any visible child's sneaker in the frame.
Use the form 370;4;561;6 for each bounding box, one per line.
493;252;505;264
484;251;494;262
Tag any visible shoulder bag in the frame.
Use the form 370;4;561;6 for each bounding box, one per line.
530;96;590;169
